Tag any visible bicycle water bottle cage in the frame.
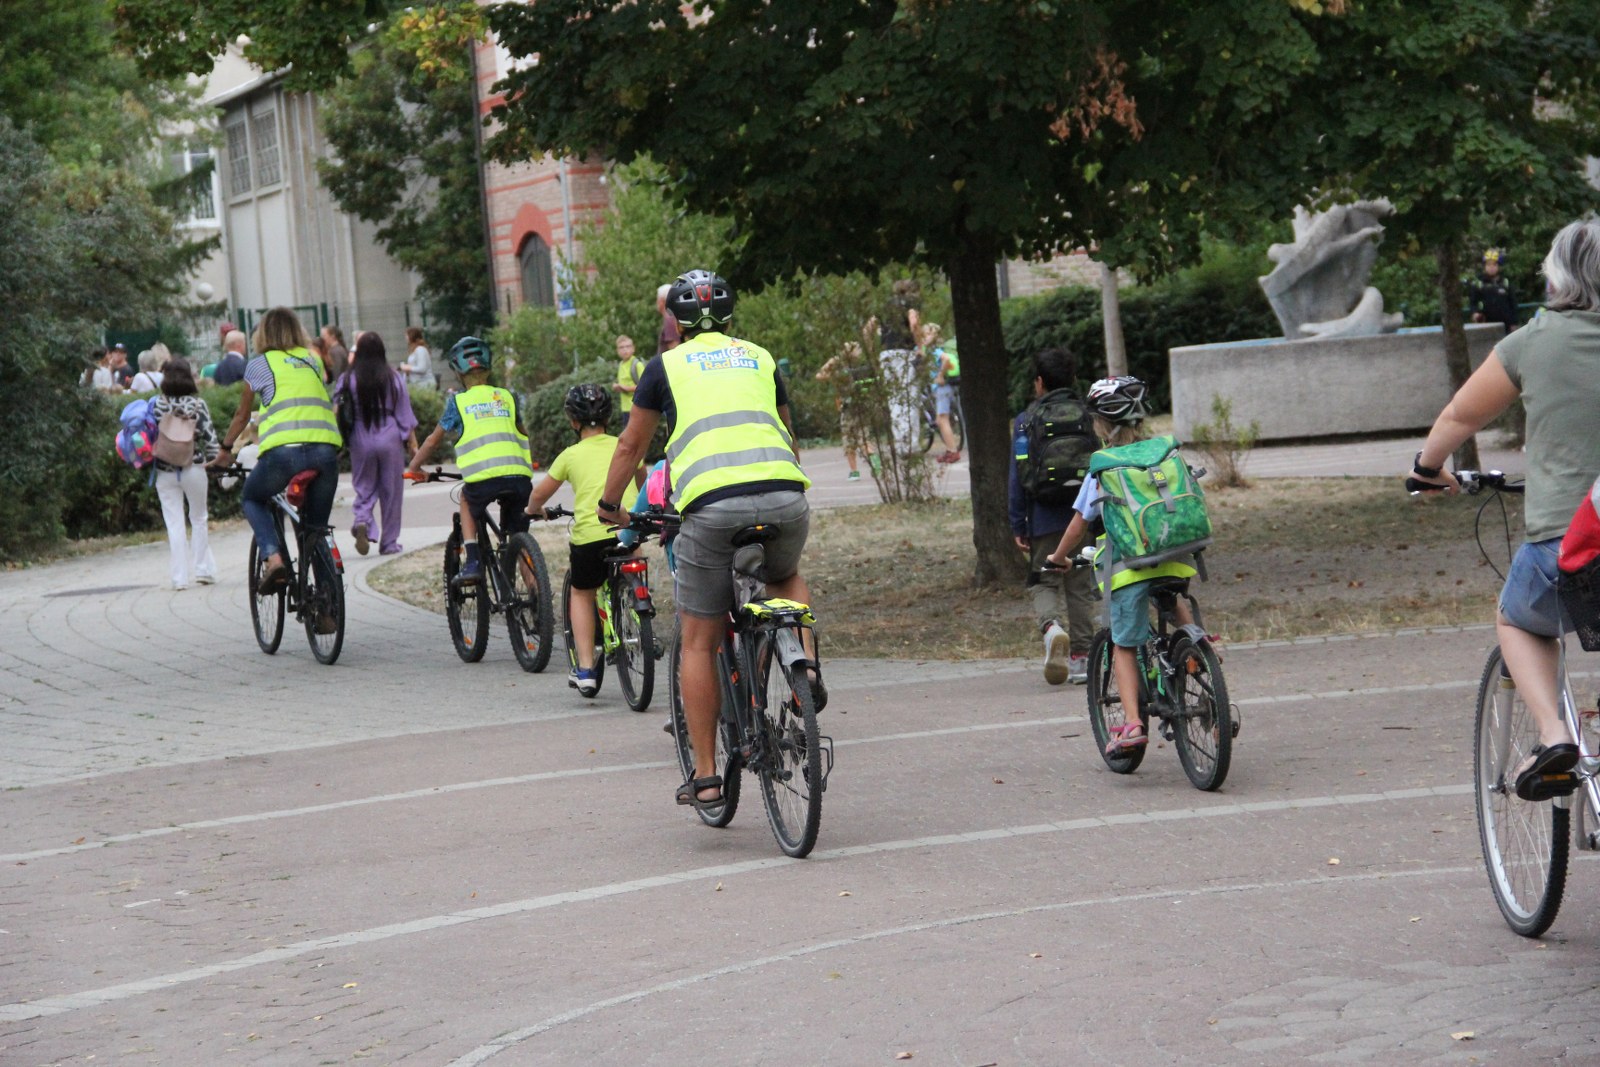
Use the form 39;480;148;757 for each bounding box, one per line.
285;469;320;509
740;598;815;626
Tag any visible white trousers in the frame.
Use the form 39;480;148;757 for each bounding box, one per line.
878;348;921;454
154;466;216;587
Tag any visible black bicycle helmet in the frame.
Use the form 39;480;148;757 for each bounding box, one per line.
448;335;493;375
665;269;735;331
1086;375;1149;424
563;383;612;427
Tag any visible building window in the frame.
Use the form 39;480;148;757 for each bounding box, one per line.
168;144;217;224
519;234;554;307
252;110;281;187
226;118;251;197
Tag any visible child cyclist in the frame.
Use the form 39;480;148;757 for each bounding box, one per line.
1045;376;1198;755
526;384;620;698
405;337;534;584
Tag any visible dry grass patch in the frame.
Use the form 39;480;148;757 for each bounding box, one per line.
370;477;1525;658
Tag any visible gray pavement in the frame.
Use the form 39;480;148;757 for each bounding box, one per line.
7;432;1592;1067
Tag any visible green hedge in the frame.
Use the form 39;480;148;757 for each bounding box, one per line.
999;249;1281;414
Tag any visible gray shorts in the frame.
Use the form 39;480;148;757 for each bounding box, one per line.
673;491;810;618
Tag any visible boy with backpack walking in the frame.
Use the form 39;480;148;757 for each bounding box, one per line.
1009;347;1099;684
1046;375;1214;756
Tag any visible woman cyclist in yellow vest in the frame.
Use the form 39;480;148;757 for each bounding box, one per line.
598;269;817;810
406;336;534;583
213;307;341;590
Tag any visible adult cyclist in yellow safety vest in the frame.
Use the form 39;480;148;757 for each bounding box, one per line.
213;306;341;591
598;269;819;810
406;337;534;583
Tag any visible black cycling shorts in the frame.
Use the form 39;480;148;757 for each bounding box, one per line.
568;536;621;590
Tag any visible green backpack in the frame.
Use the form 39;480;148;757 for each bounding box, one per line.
1088;434;1213;568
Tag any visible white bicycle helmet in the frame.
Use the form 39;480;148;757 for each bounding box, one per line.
1086;375;1149;424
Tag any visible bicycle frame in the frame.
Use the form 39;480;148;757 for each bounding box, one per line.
271;485;340;617
1552;642;1600;851
597;554;654;655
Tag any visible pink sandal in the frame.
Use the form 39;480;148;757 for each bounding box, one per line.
1105;722;1147;756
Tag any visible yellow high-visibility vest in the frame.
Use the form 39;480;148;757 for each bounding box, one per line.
661;331;809;511
257;347;340;453
454;385;533;483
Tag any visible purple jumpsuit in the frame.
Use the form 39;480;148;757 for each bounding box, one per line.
338;370;418;554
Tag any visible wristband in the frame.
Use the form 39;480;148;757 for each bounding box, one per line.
597;499;620;513
1412;451;1442;479
222;440;235;451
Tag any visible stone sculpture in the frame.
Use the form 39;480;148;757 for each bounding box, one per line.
1260;199;1404;340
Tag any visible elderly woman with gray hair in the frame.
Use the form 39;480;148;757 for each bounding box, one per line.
1411;218;1600;800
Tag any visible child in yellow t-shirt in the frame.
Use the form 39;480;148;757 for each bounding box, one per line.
528;383;618;697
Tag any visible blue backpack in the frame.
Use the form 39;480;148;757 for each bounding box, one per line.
115;399;157;469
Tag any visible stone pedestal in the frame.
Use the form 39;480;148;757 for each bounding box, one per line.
1170;324;1504;442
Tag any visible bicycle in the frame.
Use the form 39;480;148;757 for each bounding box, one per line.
1068;553;1239;791
408;468;554;672
213;464;346;665
1411;468;1599;937
642;511;833;858
541;505;665;711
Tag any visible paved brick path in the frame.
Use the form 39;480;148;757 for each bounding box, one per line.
10;434;1595;1067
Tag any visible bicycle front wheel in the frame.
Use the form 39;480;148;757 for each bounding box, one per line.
444;530;489;663
503;533;554;673
615;591;655;711
1086;629;1146;774
1169;635;1232;791
247;535;285;655
669;628;740;827
562;572;604;692
302;534;345;665
1475;646;1569;937
950;394;965;451
755;632;823;858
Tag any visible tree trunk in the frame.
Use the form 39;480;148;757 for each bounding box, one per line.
1436;241;1481;470
1100;261;1127;376
949;237;1027;587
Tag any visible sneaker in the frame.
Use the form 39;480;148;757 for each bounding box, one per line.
457;557;482;584
1042;624;1070;685
1067;653;1089;685
847;469;861;481
315;613;339;635
353;522;371;556
195;575;216;586
574;667;599;698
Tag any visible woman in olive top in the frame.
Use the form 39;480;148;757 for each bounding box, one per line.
212;307;342;590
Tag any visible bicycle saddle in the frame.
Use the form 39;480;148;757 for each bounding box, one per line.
731;524;778;547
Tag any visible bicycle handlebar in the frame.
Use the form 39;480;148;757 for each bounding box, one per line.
1035;552;1095;574
1406;469;1525;496
405;466;462;484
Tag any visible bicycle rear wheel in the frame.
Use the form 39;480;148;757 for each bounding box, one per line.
950;393;965;451
1475;646;1569;937
301;533;345;665
444;530;488;663
1169;635;1232;791
562;572;604;692
503;533;554;673
755;632;823;858
669;628;740;827
615;591;655;711
1086;629;1146;774
247;535;285;655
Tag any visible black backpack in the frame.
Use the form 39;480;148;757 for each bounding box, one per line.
1018;388;1097;506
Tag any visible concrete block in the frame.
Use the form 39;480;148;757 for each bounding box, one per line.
1170;324;1503;441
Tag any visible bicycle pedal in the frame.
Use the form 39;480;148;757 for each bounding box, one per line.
1517;771;1580;803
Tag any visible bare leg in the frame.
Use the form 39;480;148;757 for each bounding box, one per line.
936;412;958;453
1112;644;1142;736
679;611;725;800
1497;612;1572;748
570;586;599;669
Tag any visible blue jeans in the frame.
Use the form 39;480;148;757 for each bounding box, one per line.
242;443;340;557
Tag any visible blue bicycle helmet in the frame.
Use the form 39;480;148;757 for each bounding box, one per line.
448;336;493;375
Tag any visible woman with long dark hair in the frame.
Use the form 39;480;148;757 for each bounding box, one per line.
336;332;419;554
150;358;221;588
